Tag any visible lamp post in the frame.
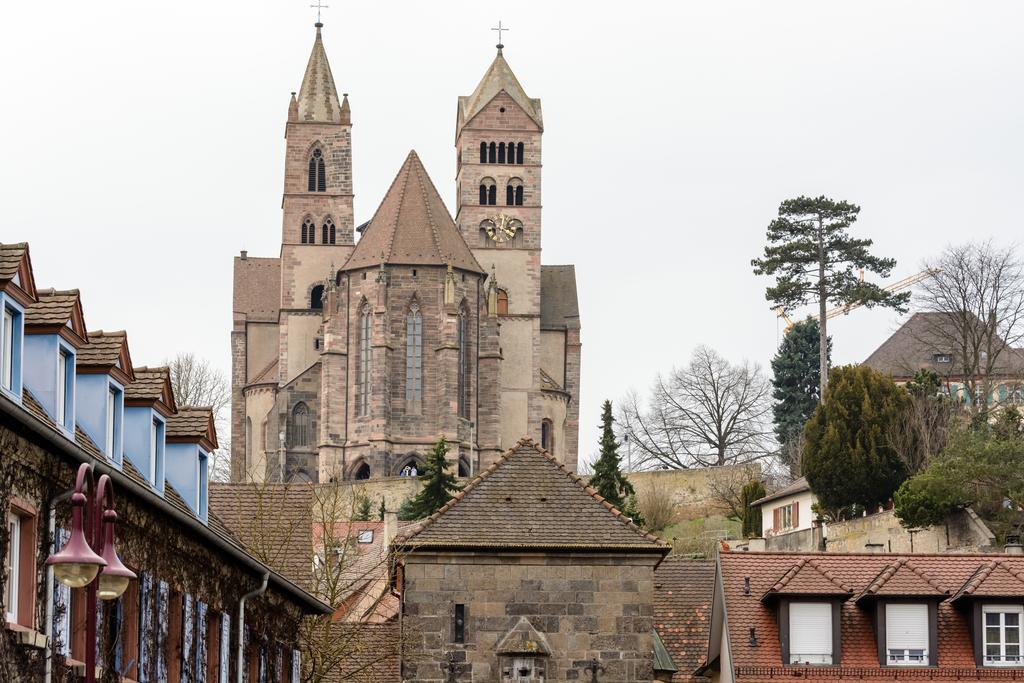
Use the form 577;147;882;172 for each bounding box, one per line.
47;463;136;683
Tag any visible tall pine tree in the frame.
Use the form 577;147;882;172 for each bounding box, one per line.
405;438;462;519
771;317;831;450
589;400;635;511
752;196;909;396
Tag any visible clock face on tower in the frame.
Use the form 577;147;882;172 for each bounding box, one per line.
483;213;518;243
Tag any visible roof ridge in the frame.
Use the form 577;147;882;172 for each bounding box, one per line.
383;153;414;262
859;557;948;599
412;150;446;264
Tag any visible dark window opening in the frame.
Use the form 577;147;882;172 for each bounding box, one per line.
479;142;487;163
301;218;314;244
498;143;506;164
354;462;370;480
507;141;515;164
541;419;553;453
515;185;523;205
516;142;524;164
454;604;466;643
488;142;496;163
479;184;487;205
488;185;496;205
310;285;324;310
308;148;326;192
506;185;514;206
458;458;469;478
291;402;310;447
322;217;336;244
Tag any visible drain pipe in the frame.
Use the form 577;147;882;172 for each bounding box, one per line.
44;488;74;683
237;572;269;683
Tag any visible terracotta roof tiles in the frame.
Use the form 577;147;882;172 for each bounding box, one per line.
654;557;715;682
857;557;948;601
763;558;853;600
233;256;280;322
395;438;668;551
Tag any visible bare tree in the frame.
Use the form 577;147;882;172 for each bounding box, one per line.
167;352;232;481
634;477;680;533
887;377;956;475
619;346;774;469
914;242;1024;413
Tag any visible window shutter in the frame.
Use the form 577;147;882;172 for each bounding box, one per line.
196;601;209;683
773;507;781;532
219;613;231;683
886;603;929;650
792;502;800;528
183;594;194;681
52;528;71;656
789;602;833;663
157;580;170;682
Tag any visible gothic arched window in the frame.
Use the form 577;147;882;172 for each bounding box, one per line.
488;142;496;163
497;289;509;316
457;305;469;417
308;148;326;192
354;462;370;480
357;303;372;417
310;284;324;310
301;217;315;244
479;142;487;164
516;142;524;164
458;457;470;478
406;302;422;409
479;178;496;206
321;217;336;245
291;402;310;447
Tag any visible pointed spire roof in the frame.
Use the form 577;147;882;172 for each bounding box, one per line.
341;151;484;273
459;47;542;131
297;24;344;124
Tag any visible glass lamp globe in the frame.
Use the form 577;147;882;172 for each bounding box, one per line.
53;561;102;588
47;522;106;589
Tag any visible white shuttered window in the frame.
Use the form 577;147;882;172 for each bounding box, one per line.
886;603;929;665
789;602;833;664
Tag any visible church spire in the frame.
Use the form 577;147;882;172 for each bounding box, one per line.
297;23;344;124
458;46;543;132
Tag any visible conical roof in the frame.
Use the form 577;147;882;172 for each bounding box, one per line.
341;151;483;273
297;25;344;124
459;48;542;131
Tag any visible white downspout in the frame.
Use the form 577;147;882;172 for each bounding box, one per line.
236;573;269;683
44;489;73;683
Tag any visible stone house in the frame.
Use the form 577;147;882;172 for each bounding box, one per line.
0;242;330;682
394;438;671;682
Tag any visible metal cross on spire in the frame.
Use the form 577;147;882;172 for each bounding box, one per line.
491;20;509;49
310;0;329;25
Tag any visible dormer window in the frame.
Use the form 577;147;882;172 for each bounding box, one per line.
983;605;1023;666
106;385;122;458
789;602;834;664
885;603;929;665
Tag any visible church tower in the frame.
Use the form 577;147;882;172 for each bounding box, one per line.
456;43;580;471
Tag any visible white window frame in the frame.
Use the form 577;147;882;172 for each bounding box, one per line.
56;347;71;428
5;513;20;624
776;503;794;531
789;602;833;664
885;603;929;666
983;604;1023;667
106;386;117;457
357;529;373;544
2;306;14;391
150;418;158;479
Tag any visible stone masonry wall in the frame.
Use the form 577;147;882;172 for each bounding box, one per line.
401;552;659;682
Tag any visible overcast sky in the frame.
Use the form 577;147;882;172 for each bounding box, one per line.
3;1;1023;466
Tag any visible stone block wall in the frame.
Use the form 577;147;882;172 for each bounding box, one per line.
401;552;659;682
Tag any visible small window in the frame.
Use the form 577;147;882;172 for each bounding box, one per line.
496;289;509;316
983;605;1023;666
310;284;325;310
5;512;20;624
516;142;524;164
886;603;929;665
789;602;833;664
454;603;466;643
1;305;18;393
773;502;798;532
479;142;487;163
301;218;315;244
357;529;374;544
354;462;370;480
488;142;496;164
541;419;553;453
934;354;952;364
106;385;122;460
57;348;73;429
291;402;310;446
308;148;326;192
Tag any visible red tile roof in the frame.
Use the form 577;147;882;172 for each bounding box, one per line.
718;551;1024;681
395;438;669;551
233;256;280;322
763;558;853;600
654;557;715;682
951;561;1024;602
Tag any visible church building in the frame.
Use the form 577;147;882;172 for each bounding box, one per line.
230;23;581;483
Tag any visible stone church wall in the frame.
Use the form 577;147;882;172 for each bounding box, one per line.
401;552;658;682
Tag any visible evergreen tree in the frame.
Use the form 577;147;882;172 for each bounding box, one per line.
771;318;830;450
740;480;766;538
352;494;372;521
752;196;909;396
405;438;462;519
589;400;635;511
802;365;910;513
378;496;386;521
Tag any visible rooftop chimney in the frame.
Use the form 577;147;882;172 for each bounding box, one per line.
865;543;886;553
240;250;248;260
384;507;398;546
1005;535;1023;555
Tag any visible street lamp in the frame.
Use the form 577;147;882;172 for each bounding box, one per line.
47;463;136;683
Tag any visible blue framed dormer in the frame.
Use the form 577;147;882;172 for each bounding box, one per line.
0;242;38;405
165;407;218;524
123;366;178;493
23;289;89;436
75;329;134;468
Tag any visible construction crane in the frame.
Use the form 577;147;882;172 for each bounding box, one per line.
775;268;941;332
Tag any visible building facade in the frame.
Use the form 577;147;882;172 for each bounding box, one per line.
231;25;581;484
0;242;330;682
